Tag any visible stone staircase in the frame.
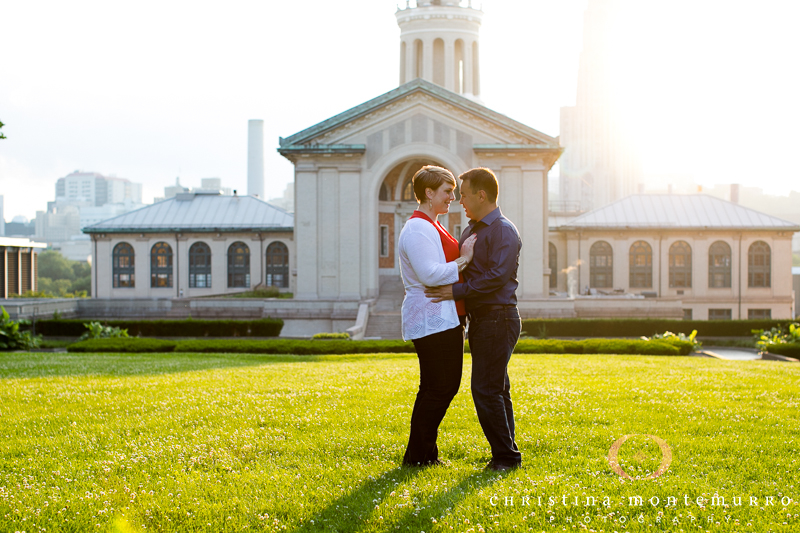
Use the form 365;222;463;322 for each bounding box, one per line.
364;276;404;339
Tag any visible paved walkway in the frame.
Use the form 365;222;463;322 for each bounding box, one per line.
697;347;761;360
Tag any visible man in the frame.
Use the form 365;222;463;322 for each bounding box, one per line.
425;167;523;472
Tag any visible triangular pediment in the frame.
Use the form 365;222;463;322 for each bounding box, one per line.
279;79;558;151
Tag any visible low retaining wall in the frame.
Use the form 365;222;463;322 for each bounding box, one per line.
1;298;361;338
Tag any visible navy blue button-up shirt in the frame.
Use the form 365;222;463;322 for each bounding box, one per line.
452;207;521;310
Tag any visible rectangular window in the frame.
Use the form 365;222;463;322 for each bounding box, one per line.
380;225;389;257
748;309;772;319
708;308;732;320
453;224;462;241
189;274;211;288
683;309;693;320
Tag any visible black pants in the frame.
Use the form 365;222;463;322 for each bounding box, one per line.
468;306;522;466
402;320;465;465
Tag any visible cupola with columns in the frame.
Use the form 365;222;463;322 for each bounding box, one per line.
396;0;483;98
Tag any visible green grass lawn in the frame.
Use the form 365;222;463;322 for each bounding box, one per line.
0;352;799;532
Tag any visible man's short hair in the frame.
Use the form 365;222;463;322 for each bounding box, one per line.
459;167;498;202
412;165;457;203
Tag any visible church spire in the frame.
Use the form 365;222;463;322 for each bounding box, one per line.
396;0;483;98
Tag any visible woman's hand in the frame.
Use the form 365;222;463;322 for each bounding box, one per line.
459;234;477;263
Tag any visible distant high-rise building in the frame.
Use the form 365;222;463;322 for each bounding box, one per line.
38;171;145;251
559;0;642;210
55;171;143;207
162;177;190;200
200;178;232;196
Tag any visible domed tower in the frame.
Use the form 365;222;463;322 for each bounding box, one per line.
396;0;483;98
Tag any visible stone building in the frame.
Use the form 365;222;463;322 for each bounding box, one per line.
79;1;798;334
0;237;47;298
279;0;561;302
549;195;799;320
84;192;294;299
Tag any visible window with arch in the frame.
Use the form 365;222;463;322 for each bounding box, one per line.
189;241;211;288
669;241;692;288
589;241;613;288
150;242;173;288
549;242;558;289
454;39;465;94
112;242;135;288
402;179;415;202
708;241;731;288
629;240;652;288
379;183;390;201
227;242;250;288
266;241;289;288
748;241;771;287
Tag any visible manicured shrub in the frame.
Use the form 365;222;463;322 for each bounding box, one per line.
36;318;284;337
0;307;40;350
65;337;690;356
522;318;796;338
79;322;129;341
173;339;414;355
312;332;351;340
765;343;800;359
512;339;566;354
67;338;177;353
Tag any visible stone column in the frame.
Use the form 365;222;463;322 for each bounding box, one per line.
338;170;362;299
405;39;416;82
423;39;434;81
521;167;547;299
444;39;455;92
464;40;474;95
295;167;320;299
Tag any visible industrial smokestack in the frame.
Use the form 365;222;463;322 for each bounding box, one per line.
247;119;265;199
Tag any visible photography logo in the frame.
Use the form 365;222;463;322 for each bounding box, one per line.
608;434;672;480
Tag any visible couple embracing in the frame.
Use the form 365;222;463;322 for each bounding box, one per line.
398;166;522;472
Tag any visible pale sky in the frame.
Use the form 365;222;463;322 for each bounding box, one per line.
1;0;799;221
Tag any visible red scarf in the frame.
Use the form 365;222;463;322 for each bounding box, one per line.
410;211;466;316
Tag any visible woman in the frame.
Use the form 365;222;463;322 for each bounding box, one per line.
398;165;476;466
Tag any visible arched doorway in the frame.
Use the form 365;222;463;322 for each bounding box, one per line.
377;158;463;276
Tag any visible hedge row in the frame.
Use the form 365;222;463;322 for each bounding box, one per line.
521;319;797;338
67;337;691;356
765;343;800;358
67;338;178;353
33;318;284;337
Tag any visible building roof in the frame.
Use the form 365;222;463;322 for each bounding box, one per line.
83;192;293;233
279;78;560;151
558;194;800;231
0;237;47;249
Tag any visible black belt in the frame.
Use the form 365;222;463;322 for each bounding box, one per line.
467;304;514;320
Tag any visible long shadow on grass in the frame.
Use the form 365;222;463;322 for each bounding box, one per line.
292;466;503;533
384;470;502;532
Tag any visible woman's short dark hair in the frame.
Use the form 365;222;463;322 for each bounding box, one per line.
412;165;457;203
458;167;498;202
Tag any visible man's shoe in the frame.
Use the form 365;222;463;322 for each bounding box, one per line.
485;461;519;472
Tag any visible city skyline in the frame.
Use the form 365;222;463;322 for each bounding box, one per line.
2;0;799;221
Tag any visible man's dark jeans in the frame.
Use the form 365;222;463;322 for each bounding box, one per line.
403;322;465;465
468;306;522;466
